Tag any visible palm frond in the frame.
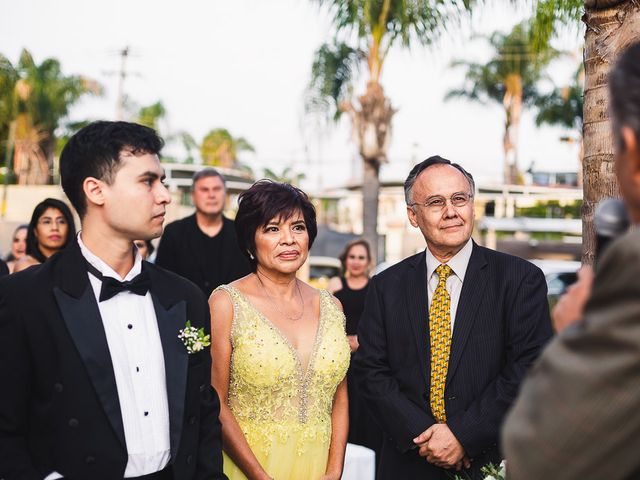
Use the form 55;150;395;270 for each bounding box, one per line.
305;41;365;120
529;0;583;52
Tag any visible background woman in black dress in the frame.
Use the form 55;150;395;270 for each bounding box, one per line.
329;239;382;465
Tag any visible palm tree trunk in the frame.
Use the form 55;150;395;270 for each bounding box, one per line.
503;74;523;184
363;160;380;265
344;81;394;266
582;0;639;264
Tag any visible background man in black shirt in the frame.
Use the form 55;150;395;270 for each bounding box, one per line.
156;168;250;296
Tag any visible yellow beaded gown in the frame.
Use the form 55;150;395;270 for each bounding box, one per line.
216;285;350;480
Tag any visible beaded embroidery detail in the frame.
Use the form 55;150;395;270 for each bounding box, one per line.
216;285;350;456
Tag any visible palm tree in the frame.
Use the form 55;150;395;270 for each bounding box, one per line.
263;166;306;186
137;101;166;132
306;0;474;264
0;54;19;168
16;50;100;180
0;49;100;184
530;0;639;264
534;64;584;185
200;128;254;168
446;22;556;184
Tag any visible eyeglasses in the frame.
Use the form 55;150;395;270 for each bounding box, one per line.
409;192;474;211
38;218;67;227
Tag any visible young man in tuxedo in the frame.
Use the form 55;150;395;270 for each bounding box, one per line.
502;42;640;480
0;121;226;480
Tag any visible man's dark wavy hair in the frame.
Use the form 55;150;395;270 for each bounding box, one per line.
60;121;164;217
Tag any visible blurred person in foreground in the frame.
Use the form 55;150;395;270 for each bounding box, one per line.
353;156;552;479
5;224;27;273
503;42;640;480
13;198;76;272
0;121;225;480
156;168;250;297
328;239;383;463
209;180;350;480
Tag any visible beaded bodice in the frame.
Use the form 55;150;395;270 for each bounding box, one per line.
216;285;350;455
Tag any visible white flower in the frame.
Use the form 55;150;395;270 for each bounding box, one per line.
179;321;211;354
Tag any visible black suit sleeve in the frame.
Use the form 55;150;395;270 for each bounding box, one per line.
447;265;552;457
194;294;227;480
0;281;41;479
155;225;179;274
354;276;435;453
0;260;8;278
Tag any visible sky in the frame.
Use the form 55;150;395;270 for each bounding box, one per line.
1;0;584;191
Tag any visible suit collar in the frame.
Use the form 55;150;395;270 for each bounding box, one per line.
54;238;92;299
446;241;488;386
425;240;473;283
407;251;430;390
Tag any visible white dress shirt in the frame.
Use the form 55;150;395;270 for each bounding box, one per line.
70;236;170;477
425;239;473;331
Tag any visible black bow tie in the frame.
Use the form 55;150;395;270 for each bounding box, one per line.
86;261;151;302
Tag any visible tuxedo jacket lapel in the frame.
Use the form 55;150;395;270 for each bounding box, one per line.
53;241;127;449
446;242;488;387
406;252;430;391
148;266;188;460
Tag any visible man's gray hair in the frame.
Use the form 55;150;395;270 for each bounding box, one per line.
191;168;226;191
404;155;475;205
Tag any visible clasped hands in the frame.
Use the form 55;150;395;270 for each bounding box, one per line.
413;423;470;471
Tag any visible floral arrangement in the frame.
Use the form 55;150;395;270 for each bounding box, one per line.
452;461;506;480
178;320;211;354
480;461;506;480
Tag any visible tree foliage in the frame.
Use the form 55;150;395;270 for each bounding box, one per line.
535;65;583;130
446;23;556;107
0;49;100;183
200;128;254;168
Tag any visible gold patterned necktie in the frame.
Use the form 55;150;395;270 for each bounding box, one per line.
429;264;453;423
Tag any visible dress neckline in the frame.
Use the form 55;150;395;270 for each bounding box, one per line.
226;285;325;377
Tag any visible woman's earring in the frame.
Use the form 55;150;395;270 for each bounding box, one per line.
248;251;254;260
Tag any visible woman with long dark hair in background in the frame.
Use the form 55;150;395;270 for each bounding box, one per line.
13;198;76;272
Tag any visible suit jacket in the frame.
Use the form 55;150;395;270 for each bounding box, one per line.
503;229;640;480
0;240;226;480
352;241;552;479
155;215;250;297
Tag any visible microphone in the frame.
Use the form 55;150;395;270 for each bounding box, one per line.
594;198;630;262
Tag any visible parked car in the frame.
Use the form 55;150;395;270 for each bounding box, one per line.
530;259;581;310
307;256;342;289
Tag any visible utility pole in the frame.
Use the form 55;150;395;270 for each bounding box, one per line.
115;46;129;120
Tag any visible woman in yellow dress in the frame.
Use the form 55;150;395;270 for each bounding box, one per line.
210;180;350;480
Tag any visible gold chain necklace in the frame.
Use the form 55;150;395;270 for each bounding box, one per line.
256;272;305;321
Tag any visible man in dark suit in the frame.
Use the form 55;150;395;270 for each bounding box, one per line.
353;156;552;479
0;121;226;480
156;169;250;297
502;42;640;480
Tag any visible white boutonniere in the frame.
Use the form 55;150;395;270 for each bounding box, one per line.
178;321;211;354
